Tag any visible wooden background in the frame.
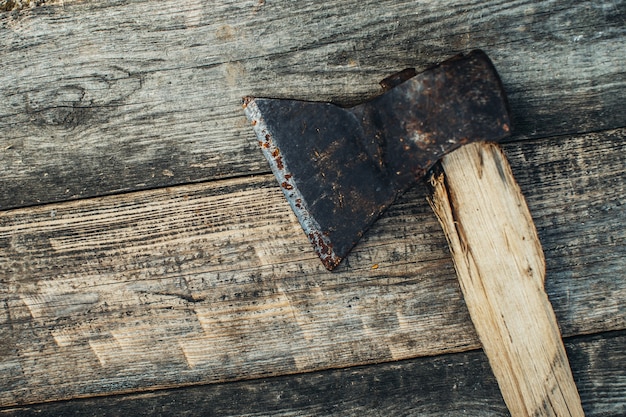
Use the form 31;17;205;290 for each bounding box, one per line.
1;0;625;415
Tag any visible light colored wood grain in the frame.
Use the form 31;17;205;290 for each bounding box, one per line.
0;173;469;405
0;128;625;406
430;142;583;416
1;0;624;208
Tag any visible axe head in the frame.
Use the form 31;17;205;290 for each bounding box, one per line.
244;50;511;270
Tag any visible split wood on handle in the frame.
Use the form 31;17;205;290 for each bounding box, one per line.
429;142;584;417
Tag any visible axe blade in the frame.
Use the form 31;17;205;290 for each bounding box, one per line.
244;50;511;270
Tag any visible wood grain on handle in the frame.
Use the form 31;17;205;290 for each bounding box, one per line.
429;142;584;417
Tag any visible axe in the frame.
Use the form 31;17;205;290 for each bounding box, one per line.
243;50;584;416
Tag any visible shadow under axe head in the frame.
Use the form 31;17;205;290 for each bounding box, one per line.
243;50;511;270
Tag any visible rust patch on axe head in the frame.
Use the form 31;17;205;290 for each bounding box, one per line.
244;50;511;270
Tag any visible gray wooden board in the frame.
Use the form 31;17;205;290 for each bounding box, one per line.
1;0;625;209
1;0;625;412
0;128;624;406
2;331;625;417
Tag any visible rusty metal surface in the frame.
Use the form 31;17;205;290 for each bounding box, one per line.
243;50;511;270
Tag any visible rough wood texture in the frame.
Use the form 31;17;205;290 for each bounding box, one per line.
1;0;624;413
1;0;625;209
430;142;582;416
2;331;625;417
1;129;625;407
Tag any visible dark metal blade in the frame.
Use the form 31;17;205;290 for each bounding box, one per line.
243;50;511;270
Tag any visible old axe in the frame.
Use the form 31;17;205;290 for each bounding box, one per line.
243;50;584;416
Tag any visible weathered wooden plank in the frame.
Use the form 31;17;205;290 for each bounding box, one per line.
1;0;624;209
1;128;624;406
2;331;625;417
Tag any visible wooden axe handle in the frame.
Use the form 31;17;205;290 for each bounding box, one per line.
429;142;585;417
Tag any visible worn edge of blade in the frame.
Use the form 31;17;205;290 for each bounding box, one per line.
243;98;342;270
